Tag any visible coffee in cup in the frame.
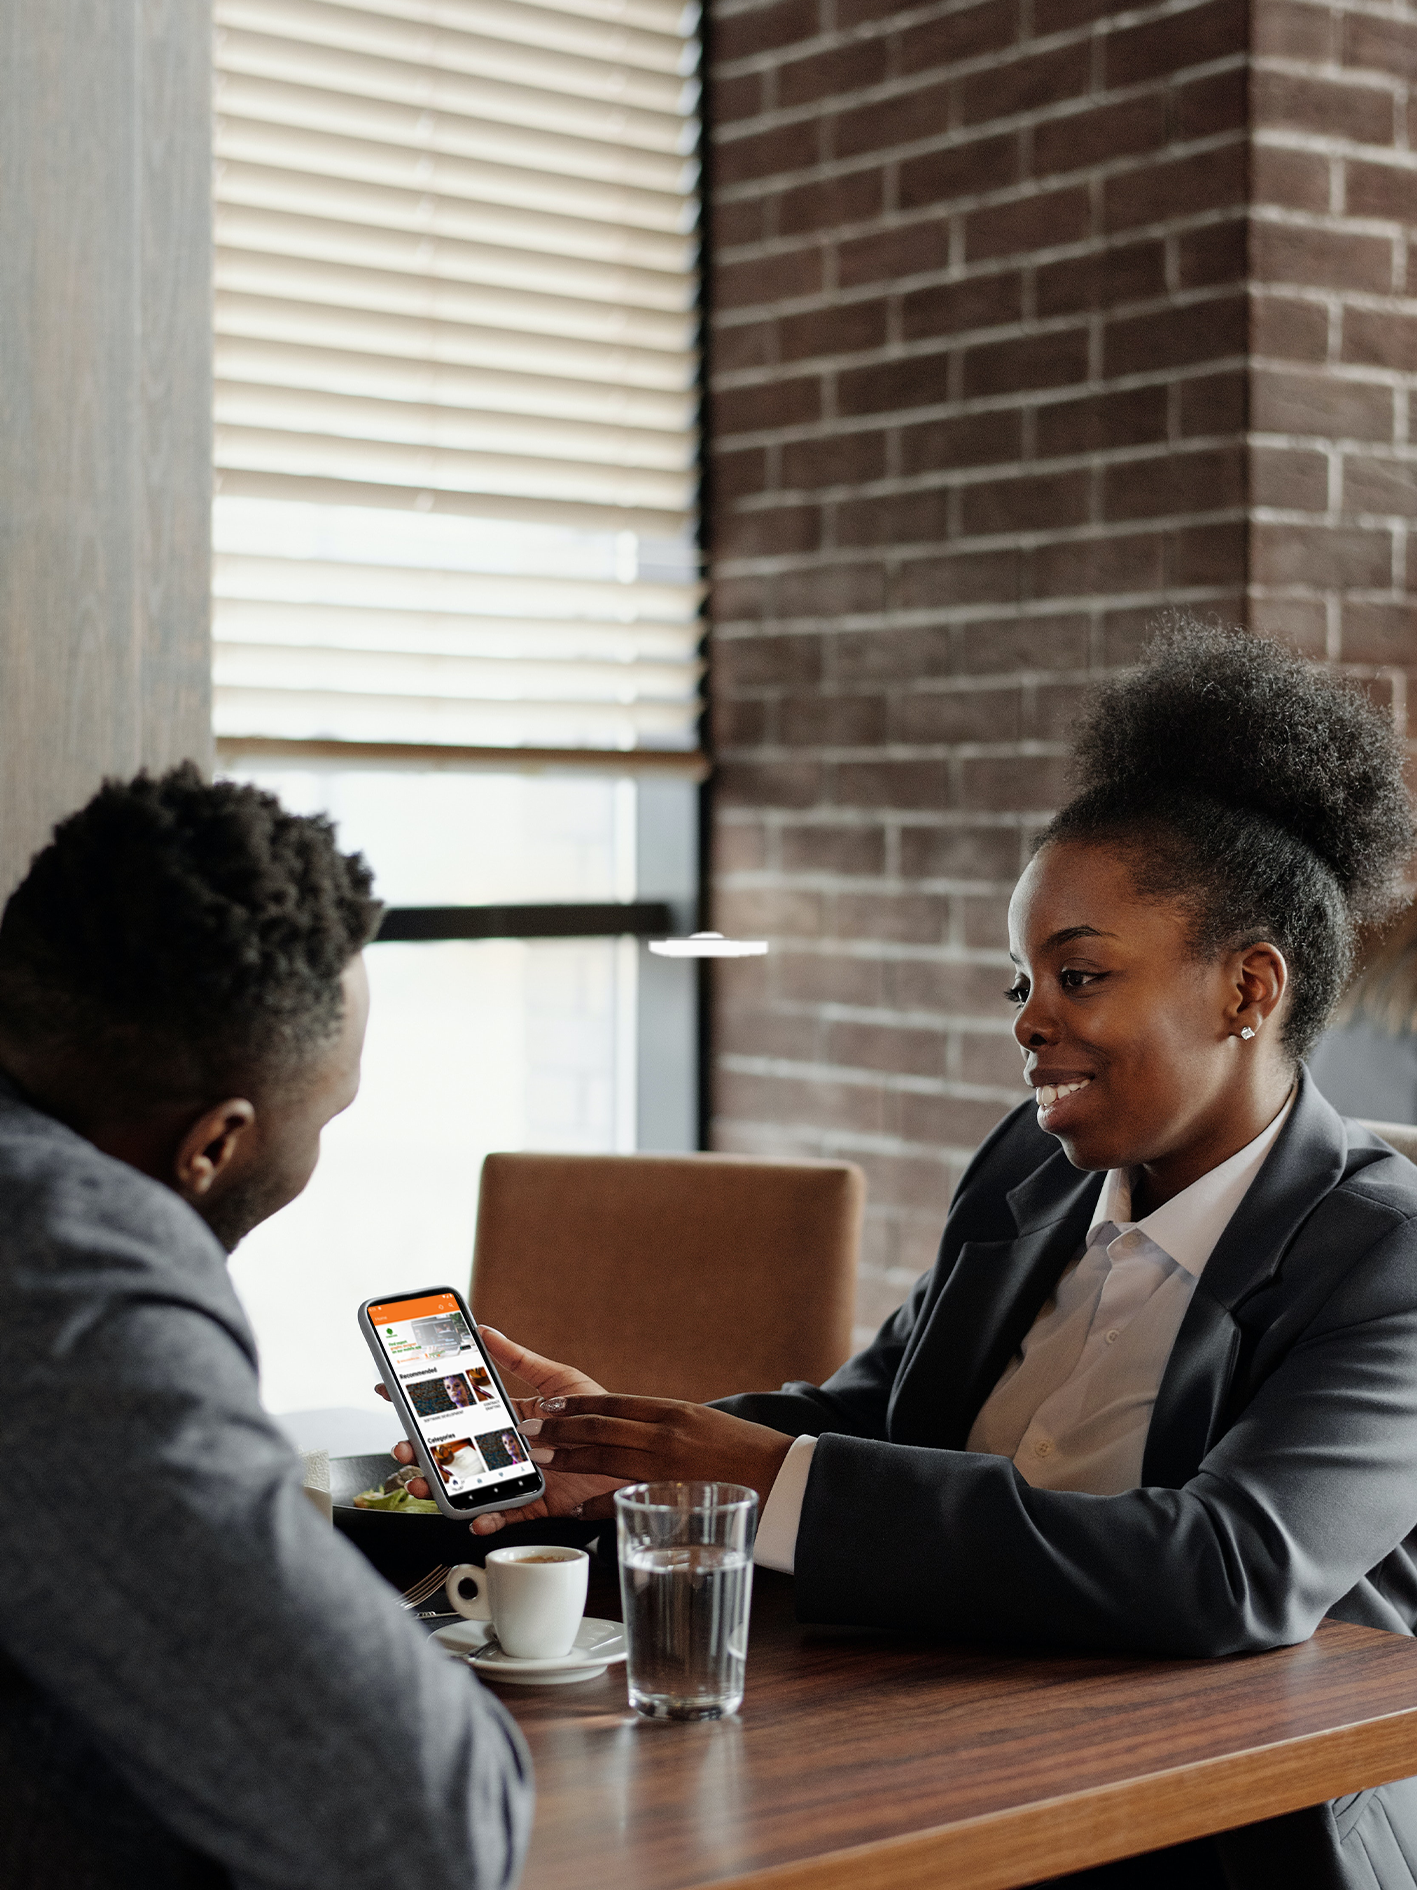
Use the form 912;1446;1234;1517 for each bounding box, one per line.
445;1547;589;1659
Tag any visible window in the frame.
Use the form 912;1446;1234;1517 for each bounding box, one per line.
212;0;704;1419
212;0;704;758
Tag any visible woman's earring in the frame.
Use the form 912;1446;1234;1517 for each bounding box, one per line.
1240;1026;1256;1040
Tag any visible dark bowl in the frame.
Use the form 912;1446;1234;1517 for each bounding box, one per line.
331;1453;603;1589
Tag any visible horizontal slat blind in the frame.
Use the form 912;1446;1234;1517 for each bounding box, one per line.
213;0;704;754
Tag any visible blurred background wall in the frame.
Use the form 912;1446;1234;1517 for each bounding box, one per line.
705;0;1417;1342
0;0;214;898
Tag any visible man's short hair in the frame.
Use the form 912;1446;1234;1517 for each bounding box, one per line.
0;764;383;1101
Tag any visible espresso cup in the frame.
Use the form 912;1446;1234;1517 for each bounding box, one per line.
445;1547;589;1659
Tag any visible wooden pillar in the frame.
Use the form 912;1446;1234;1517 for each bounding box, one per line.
0;0;213;899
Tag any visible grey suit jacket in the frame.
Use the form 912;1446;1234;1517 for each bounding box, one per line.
0;1074;532;1890
719;1072;1417;1888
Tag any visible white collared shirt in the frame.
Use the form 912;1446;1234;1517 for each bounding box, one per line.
753;1091;1295;1572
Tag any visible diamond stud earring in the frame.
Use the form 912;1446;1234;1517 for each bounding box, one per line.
1240;1026;1256;1040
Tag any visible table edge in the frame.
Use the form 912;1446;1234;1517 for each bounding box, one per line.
692;1704;1417;1890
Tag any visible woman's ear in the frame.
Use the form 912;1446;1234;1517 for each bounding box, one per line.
1232;941;1288;1040
173;1099;256;1199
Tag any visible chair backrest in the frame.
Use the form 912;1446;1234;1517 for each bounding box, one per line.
470;1151;864;1404
1358;1119;1417;1164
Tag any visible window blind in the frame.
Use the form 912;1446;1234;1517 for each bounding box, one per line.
212;0;705;757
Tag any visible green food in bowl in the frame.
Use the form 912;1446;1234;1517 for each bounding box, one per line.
352;1485;441;1515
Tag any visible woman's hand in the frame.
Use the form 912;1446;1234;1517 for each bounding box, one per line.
478;1325;605;1405
529;1396;794;1503
379;1328;629;1534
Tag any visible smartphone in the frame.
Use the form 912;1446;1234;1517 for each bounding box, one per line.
358;1285;545;1521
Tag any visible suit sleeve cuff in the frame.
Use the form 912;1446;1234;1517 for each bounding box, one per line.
753;1435;817;1573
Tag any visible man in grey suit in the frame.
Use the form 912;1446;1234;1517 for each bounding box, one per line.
0;765;532;1890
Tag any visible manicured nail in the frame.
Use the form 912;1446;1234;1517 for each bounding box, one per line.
538;1397;566;1413
520;1418;542;1435
529;1448;554;1464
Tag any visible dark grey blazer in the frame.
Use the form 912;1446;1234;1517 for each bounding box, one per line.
0;1074;532;1890
719;1071;1417;1889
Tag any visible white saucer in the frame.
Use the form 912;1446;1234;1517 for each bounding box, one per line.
432;1615;627;1686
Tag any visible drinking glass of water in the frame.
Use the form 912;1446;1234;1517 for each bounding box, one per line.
615;1481;757;1721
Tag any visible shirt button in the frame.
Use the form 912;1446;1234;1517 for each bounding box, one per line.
1034;1439;1052;1458
1106;1328;1121;1343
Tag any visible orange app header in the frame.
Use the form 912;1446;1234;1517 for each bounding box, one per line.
368;1292;463;1327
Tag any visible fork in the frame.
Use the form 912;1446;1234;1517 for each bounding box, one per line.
400;1566;453;1610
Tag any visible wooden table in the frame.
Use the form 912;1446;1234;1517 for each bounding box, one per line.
487;1566;1417;1890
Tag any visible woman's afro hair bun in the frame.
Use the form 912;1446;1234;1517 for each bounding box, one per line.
1068;618;1413;923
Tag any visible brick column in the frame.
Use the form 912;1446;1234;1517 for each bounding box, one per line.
706;0;1417;1340
1251;0;1417;687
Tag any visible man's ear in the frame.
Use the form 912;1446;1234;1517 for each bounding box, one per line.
174;1099;257;1199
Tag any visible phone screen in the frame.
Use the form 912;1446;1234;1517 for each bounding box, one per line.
365;1290;541;1510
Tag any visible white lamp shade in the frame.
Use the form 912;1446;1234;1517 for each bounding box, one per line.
648;931;767;958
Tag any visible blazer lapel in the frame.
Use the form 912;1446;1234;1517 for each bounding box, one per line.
1141;1071;1349;1487
1137;1294;1239;1488
888;1152;1103;1448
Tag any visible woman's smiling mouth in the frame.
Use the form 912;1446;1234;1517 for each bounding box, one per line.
1035;1078;1092;1110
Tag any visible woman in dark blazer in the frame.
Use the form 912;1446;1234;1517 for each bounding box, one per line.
460;624;1417;1887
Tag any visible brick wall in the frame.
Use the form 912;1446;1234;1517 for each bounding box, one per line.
705;0;1417;1342
1251;0;1417;699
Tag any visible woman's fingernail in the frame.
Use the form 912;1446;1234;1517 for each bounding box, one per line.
529;1448;554;1464
538;1396;566;1413
520;1417;542;1435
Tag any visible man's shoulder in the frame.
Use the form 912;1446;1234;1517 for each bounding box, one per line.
0;1083;227;1277
0;1084;258;1392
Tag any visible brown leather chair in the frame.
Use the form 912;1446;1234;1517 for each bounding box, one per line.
469;1152;865;1405
1360;1119;1417;1164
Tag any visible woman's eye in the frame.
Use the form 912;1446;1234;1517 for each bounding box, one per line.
1059;968;1099;991
1004;983;1028;1006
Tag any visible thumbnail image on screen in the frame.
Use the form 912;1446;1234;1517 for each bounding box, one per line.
432;1437;484;1485
408;1373;479;1418
478;1428;529;1472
